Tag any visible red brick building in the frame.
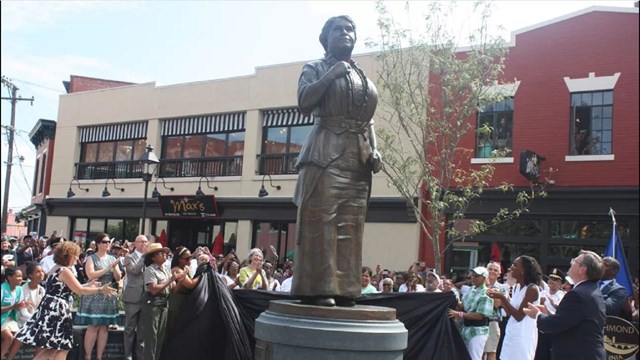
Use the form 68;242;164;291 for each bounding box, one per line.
434;6;639;276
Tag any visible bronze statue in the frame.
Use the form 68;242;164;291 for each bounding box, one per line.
292;15;381;307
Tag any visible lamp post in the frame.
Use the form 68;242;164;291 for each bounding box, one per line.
139;144;159;235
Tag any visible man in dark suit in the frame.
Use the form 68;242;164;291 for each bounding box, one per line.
524;250;606;360
600;256;628;317
122;235;148;360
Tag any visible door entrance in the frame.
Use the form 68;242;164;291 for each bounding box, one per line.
168;219;215;250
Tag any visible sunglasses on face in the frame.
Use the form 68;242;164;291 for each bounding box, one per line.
100;241;110;244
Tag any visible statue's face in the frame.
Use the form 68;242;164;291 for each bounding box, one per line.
327;17;355;55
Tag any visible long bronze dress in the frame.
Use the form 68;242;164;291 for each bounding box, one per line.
292;54;378;299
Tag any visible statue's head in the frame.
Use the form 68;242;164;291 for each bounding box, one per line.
319;15;357;55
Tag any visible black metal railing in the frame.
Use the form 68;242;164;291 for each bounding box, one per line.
257;153;299;175
75;161;143;180
158;156;243;178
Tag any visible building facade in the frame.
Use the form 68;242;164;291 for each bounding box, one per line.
442;6;639;277
44;58;419;270
42;6;638;276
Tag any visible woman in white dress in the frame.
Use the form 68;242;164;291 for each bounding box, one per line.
487;255;542;360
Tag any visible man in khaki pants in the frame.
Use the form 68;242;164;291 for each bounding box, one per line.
122;235;148;360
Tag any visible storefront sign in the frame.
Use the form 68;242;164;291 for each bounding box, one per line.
519;150;545;183
604;316;639;360
158;195;219;218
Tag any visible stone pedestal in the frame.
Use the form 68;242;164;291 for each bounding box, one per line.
255;300;407;360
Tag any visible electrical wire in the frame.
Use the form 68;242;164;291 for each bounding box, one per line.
12;138;33;195
10;77;65;94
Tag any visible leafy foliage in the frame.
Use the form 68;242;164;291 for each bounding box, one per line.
368;1;554;269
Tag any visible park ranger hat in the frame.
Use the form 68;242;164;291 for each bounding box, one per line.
143;243;170;257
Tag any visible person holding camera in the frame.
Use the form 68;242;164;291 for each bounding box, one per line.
16;234;40;268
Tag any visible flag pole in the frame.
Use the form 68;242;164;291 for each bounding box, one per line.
608;207;616;258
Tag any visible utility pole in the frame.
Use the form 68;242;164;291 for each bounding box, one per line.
1;76;34;234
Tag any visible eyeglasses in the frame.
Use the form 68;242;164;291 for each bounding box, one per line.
570;257;583;266
383;284;392;287
99;241;110;244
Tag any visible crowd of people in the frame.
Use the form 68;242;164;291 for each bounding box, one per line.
2;232;640;360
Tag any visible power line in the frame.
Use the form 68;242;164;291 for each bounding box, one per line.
12;141;33;195
9;77;65;94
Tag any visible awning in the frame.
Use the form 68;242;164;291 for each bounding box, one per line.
161;112;245;136
79;121;147;143
262;108;314;127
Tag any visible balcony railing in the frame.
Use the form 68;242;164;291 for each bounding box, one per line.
158;156;243;178
75;161;143;180
257;153;299;175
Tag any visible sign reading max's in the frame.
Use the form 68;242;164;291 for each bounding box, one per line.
158;195;219;218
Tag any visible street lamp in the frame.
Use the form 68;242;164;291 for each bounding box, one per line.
102;178;125;197
67;178;89;198
258;174;281;197
139;144;159;234
152;177;174;198
195;176;218;199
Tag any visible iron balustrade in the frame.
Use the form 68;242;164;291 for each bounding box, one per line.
75;161;143;180
158;156;243;178
257;153;300;175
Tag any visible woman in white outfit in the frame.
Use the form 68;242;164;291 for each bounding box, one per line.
487;255;542;360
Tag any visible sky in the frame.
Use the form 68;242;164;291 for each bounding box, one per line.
0;0;635;213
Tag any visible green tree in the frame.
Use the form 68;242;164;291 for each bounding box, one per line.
369;1;553;270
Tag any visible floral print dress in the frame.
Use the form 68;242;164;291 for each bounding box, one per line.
15;267;74;350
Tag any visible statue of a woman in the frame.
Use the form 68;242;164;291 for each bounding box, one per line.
292;15;381;307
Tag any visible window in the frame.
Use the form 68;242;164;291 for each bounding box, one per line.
77;139;147;179
72;217;140;249
163;133;245;158
32;157;40;197
476;98;513;158
253;221;297;265
81;140;146;163
260;125;312;174
551;219;629;240
38;153;46;194
570;91;613;155
159;132;245;177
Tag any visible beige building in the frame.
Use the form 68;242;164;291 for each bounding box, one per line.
45;54;419;271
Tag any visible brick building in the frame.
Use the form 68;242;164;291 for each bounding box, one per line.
440;6;639;276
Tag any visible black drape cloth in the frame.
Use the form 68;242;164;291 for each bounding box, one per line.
164;267;470;360
161;264;254;360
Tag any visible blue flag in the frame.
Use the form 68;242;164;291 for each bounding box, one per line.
604;223;633;297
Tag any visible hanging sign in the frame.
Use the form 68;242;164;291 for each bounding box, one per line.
157;195;219;218
519;150;545;183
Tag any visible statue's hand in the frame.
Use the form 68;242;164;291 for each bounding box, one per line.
324;61;351;83
370;149;382;174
